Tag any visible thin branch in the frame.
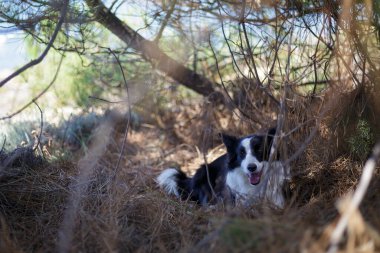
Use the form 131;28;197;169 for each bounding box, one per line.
0;136;6;153
0;52;65;121
0;0;69;88
237;13;281;106
208;35;257;123
107;48;132;181
239;1;262;86
32;101;44;153
284;120;320;167
154;0;177;42
200;124;217;203
88;96;126;104
61;113;73;149
266;1;296;188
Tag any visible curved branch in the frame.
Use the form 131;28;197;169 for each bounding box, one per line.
0;0;69;88
0;52;65;121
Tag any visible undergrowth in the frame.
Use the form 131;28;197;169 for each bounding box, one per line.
0;95;379;253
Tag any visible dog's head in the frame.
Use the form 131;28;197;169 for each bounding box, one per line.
221;128;276;185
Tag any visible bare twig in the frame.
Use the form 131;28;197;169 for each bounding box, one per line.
61;113;73;149
32;101;43;154
262;1;296;196
219;10;246;78
108;48;132;180
201;124;217;203
154;0;177;42
269;0;296;163
88;96;126;104
0;51;65;121
284;121;320;167
237;9;281;106
239;0;262;86
0;136;6;153
208;35;258;124
327;141;380;253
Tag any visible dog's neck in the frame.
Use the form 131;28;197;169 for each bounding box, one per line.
226;161;287;208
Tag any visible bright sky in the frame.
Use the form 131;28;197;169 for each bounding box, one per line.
0;33;28;77
0;32;31;116
0;2;147;78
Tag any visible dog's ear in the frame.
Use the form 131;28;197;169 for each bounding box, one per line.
267;127;276;138
219;133;238;152
263;127;277;160
265;127;276;146
258;127;276;160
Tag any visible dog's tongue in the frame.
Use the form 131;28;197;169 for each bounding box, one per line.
249;171;262;185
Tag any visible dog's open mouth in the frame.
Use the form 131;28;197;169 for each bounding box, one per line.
248;170;262;185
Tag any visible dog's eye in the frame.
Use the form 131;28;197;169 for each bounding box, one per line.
240;148;246;157
253;143;261;153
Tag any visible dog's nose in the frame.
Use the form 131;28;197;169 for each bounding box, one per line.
247;164;257;172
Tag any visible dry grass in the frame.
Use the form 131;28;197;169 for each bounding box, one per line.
0;94;380;253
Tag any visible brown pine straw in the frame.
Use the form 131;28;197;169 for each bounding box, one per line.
0;95;380;252
328;142;380;253
57;117;116;253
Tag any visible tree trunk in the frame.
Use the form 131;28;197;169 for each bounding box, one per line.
85;0;217;98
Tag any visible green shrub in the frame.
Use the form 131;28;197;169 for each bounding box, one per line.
347;119;374;160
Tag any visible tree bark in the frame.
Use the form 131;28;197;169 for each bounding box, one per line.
85;0;217;98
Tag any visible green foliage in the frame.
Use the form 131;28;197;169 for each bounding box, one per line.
20;52;98;107
217;218;293;252
0;120;37;150
0;110;115;160
347;119;374;160
220;219;263;250
21;49;134;108
65;58;107;107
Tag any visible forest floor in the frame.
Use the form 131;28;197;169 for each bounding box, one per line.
1;104;380;253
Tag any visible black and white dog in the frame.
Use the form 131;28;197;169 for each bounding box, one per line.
157;128;289;208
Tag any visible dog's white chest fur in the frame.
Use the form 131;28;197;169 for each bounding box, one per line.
226;161;289;208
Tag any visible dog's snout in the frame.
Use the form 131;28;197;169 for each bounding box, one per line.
247;164;257;172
